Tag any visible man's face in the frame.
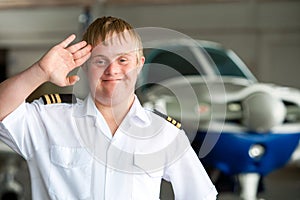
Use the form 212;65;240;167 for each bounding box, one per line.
85;32;145;106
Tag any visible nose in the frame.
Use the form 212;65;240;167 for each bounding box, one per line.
104;60;121;75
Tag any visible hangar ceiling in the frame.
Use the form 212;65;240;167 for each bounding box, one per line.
0;0;291;9
0;0;94;9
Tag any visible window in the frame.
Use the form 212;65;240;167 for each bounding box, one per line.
143;48;204;84
204;47;248;79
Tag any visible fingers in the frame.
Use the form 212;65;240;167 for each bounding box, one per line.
61;34;90;55
66;75;80;86
59;34;76;48
60;34;92;67
67;40;89;54
74;51;91;67
72;44;92;65
72;43;91;59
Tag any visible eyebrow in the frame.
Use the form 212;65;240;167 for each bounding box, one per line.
91;52;135;59
91;55;107;59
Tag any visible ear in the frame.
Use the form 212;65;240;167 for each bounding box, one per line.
137;56;145;74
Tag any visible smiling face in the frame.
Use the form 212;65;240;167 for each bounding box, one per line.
85;32;145;107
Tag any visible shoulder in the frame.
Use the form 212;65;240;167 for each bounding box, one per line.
30;94;82;118
149;109;182;130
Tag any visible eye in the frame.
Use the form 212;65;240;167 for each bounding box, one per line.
99;59;107;64
119;57;129;64
93;58;108;66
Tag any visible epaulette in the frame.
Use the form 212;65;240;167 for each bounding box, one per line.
42;94;77;105
152;109;182;129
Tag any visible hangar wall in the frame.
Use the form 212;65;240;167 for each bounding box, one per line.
0;1;299;93
100;1;300;88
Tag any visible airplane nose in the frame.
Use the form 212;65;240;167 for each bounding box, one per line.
242;92;286;132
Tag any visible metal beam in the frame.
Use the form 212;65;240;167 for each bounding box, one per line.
0;0;95;9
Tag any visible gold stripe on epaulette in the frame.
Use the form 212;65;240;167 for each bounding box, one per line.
50;94;56;103
151;109;182;130
171;119;176;125
167;116;172;122
44;94;51;104
55;94;61;103
167;116;181;129
176;122;182;129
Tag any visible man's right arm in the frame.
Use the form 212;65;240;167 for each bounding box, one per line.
0;34;91;121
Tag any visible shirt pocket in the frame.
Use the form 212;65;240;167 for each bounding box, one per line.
49;146;92;200
132;153;164;200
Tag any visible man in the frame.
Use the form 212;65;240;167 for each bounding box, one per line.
0;16;217;199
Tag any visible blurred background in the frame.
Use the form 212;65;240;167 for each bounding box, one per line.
0;0;299;199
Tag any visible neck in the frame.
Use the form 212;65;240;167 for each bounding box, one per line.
95;95;135;135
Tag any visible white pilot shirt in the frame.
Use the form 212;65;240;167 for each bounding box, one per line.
0;94;217;200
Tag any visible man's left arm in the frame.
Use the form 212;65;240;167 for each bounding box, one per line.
163;146;218;200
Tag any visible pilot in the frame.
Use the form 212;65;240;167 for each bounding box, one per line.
0;16;217;199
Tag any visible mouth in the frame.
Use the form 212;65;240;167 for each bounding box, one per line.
101;78;123;82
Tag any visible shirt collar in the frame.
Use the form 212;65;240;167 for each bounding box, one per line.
126;96;151;127
73;94;151;127
73;94;98;118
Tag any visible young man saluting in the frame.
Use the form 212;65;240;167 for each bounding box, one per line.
0;16;217;200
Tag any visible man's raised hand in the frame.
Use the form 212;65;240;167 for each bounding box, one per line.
37;34;92;87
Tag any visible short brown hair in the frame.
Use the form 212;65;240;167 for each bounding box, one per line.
83;16;143;60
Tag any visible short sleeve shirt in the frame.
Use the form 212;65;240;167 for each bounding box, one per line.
0;94;217;200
